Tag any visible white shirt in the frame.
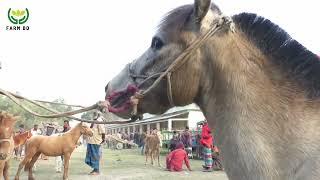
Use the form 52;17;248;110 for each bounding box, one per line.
31;128;42;136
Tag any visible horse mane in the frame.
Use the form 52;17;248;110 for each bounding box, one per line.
232;13;320;98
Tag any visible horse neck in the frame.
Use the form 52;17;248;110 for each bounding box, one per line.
65;125;82;145
195;32;309;144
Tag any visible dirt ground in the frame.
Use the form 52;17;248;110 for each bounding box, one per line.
9;146;229;180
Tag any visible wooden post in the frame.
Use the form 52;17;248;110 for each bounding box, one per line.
156;122;160;131
168;119;172;131
147;124;151;134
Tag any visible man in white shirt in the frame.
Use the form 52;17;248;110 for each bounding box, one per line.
31;124;42;136
85;112;106;175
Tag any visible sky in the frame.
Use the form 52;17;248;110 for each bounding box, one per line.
0;0;319;107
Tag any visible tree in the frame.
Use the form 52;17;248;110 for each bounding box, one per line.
0;96;76;129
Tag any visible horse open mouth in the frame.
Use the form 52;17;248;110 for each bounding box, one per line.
106;85;140;118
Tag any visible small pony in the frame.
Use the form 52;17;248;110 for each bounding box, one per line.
144;134;161;167
13;131;32;148
13;131;32;160
0;112;17;180
14;122;93;180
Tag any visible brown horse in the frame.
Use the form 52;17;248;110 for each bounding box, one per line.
14;122;93;180
13;130;32;148
13;130;32;160
0;112;17;180
144;134;160;166
105;0;320;179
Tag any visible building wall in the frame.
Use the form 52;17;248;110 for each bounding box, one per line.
160;121;168;131
106;110;205;133
172;120;188;130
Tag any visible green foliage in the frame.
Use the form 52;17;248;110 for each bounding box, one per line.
80;111;94;120
0;96;74;129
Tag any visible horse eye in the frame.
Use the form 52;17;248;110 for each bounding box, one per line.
151;37;164;50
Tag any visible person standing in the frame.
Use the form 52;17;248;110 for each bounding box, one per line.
55;120;71;173
139;132;146;155
63;120;71;133
181;126;193;158
169;131;181;152
200;121;213;172
31;124;42;136
85;112;106;175
133;131;139;144
16;124;26;159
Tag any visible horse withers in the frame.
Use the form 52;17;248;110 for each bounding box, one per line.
14;122;93;180
105;0;320;179
0;112;17;180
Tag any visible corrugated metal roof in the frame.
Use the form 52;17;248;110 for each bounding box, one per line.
106;104;201;127
143;103;200;119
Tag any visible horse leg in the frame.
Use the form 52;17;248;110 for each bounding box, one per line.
0;161;4;180
28;152;41;180
3;161;9;180
63;153;71;180
145;153;148;166
150;152;154;166
157;150;161;167
14;154;34;180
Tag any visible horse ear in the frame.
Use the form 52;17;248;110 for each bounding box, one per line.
194;0;211;23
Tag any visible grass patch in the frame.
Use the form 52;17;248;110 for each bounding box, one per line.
9;146;228;180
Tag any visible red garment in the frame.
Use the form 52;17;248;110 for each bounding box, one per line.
166;148;191;171
200;123;213;148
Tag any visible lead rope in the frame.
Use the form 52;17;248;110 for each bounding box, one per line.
166;72;175;107
0;88;136;124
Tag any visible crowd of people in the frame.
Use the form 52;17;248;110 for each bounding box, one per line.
13;115;222;175
166;122;223;172
106;121;223;173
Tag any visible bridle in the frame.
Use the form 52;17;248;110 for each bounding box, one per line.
0;138;12;144
128;15;235;107
0;135;13;161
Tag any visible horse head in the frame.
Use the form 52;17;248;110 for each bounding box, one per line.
105;0;228;119
79;123;93;137
0;112;17;160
